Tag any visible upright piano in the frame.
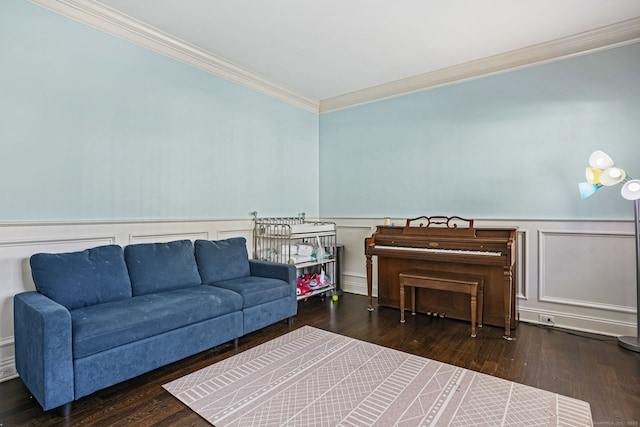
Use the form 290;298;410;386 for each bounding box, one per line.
365;216;518;338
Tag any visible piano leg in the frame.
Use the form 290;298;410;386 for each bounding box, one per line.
411;287;416;316
502;268;514;340
478;280;484;328
366;255;374;311
400;281;405;323
470;291;477;338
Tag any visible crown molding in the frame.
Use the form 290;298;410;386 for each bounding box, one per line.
25;2;640;115
28;0;321;113
319;17;640;113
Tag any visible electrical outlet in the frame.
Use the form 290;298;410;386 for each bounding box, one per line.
538;314;555;325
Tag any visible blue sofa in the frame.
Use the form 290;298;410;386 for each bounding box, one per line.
13;237;296;415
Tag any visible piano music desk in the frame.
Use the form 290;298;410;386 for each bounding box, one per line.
399;270;484;337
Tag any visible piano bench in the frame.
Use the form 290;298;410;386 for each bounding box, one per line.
398;269;485;337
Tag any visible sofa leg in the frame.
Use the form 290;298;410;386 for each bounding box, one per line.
56;402;72;417
287;317;293;327
233;337;239;349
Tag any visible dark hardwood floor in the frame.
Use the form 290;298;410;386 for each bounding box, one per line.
1;292;639;426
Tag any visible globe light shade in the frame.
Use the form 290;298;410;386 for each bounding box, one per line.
585;167;602;184
578;182;600;199
621;179;640;200
588;150;615;169
600;167;627;186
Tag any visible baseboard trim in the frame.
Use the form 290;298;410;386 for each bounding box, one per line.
517;308;634;337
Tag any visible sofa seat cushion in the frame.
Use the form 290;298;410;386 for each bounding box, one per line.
211;276;290;309
30;245;132;310
125;240;202;296
70;285;242;358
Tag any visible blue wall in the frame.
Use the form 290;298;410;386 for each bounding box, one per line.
319;43;640;220
3;1;639;222
0;0;319;221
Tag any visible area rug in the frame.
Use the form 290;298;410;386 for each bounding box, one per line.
163;326;593;426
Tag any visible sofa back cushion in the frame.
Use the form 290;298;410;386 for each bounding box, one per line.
195;237;251;285
30;245;132;310
124;240;201;296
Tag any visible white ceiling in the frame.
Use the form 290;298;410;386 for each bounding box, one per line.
94;0;640;99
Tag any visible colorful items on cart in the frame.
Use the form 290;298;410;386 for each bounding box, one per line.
296;271;330;296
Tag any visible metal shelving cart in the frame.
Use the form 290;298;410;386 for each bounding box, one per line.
252;212;338;300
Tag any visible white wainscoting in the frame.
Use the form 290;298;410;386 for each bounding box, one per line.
538;229;636;313
1;217;637;383
0;218;254;383
326;217;637;338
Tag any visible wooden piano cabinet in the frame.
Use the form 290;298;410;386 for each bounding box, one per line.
364;218;518;339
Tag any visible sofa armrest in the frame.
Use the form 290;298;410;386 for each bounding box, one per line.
249;260;296;295
14;291;74;411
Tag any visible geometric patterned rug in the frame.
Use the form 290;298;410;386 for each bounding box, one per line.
163;326;593;426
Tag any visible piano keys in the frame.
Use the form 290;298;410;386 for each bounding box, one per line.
365;216;518;338
372;245;503;257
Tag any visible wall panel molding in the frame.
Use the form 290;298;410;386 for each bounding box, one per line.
516;229;528;300
0;235;116;247
538;229;636;313
217;228;253;239
129;231;209;244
